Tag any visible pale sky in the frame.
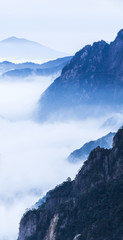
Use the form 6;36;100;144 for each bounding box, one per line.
0;0;122;53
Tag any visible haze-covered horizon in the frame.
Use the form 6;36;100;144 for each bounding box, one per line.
0;36;68;63
0;0;122;239
0;28;122;240
0;28;123;240
0;0;122;54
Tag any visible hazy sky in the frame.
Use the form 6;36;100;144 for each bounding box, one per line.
0;0;122;53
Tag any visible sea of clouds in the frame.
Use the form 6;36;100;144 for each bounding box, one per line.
0;74;122;240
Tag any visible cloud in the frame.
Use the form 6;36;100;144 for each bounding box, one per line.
0;75;54;120
0;118;110;239
0;75;122;239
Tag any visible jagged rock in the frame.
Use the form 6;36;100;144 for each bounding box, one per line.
18;127;123;240
38;29;123;120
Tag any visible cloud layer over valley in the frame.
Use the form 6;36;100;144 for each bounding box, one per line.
0;75;122;240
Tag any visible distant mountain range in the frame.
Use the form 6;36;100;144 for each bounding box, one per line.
18;127;123;240
0;36;66;62
0;56;72;79
68;132;115;163
38;29;123;121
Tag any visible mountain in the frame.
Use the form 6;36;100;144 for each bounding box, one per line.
0;56;72;78
68;132;115;163
0;37;66;62
38;29;123;120
18;127;123;240
2;68;34;78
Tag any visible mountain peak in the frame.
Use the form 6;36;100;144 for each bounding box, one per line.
38;29;123;121
116;29;123;40
6;36;16;40
1;36;36;44
7;36;18;40
0;36;66;61
92;40;107;48
113;126;123;148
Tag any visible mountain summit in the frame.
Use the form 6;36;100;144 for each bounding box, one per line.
115;29;123;41
38;29;123;120
1;36;46;47
0;36;66;61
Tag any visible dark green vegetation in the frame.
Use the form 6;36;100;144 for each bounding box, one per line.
18;127;123;240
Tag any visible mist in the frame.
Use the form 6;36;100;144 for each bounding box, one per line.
0;75;55;120
0;74;122;240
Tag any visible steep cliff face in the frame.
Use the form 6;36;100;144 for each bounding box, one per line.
18;128;123;240
38;29;123;120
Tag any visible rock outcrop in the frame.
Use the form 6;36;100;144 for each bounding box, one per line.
38;29;123;120
18;127;123;240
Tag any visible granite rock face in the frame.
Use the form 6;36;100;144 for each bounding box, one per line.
18;127;123;240
38;29;123;120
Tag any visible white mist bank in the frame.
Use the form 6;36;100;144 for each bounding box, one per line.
0;117;110;240
0;75;55;120
0;75;122;240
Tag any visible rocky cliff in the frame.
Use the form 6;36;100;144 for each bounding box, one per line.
18;127;123;240
38;29;123;120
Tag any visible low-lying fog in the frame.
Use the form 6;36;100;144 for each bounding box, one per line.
0;74;122;240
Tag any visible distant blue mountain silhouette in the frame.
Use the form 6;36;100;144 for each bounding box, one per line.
68;132;115;163
0;36;67;61
0;56;72;78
